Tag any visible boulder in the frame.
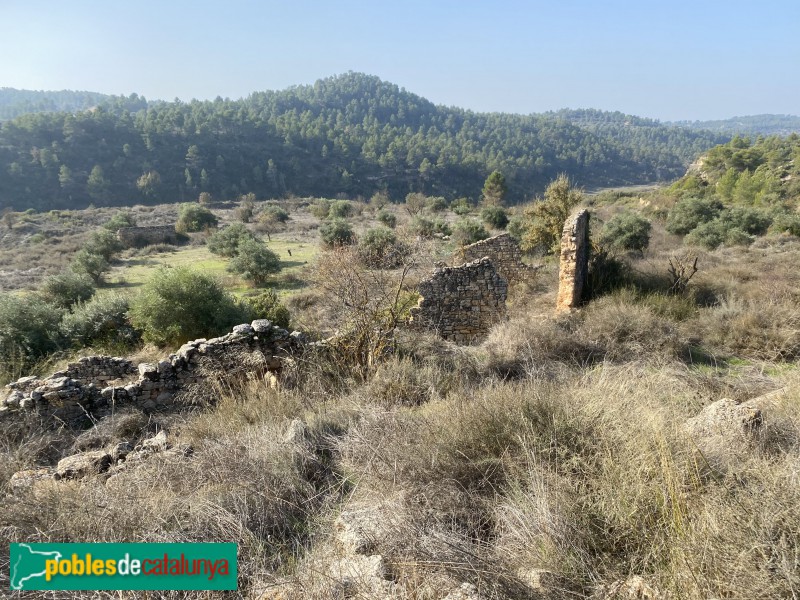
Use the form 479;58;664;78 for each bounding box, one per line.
55;450;113;480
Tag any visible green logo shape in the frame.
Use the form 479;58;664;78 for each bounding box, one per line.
10;543;237;591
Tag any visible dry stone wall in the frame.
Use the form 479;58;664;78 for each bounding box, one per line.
456;233;537;284
116;225;180;248
0;321;305;423
555;209;590;313
409;257;507;344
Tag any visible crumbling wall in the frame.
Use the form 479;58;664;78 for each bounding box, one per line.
409;257;507;344
1;321;305;423
457;233;537;284
555;209;590;313
116;225;179;248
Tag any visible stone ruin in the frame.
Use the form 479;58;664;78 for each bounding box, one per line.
0;320;305;424
116;225;180;248
456;232;539;284
409;257;507;344
555;209;590;313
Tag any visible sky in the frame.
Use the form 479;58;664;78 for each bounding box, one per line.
1;0;798;122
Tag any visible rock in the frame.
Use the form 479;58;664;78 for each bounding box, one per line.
686;397;763;443
138;363;158;380
596;575;661;599
251;319;272;333
282;419;307;446
19;397;35;410
47;376;72;391
328;555;392;596
55;450;113;480
233;323;255;335
156;392;172;404
110;441;133;461
444;582;484;600
139;430;169;452
157;360;172;374
4;390;23;407
556;209;590;313
9;468;54;489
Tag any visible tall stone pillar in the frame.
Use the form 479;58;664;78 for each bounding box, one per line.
555;209;589;313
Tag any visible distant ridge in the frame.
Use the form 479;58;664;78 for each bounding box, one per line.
670;114;800;137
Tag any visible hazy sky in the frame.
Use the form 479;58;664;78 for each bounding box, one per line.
1;0;798;121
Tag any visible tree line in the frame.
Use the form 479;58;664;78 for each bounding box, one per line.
0;73;731;211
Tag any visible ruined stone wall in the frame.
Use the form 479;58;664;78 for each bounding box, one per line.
409;257;507;344
116;225;179;248
555;209;590;313
1;321;305;423
456;233;537;284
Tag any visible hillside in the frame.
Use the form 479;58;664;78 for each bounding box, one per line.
0;73;730;211
672;114;800;137
0;88;116;121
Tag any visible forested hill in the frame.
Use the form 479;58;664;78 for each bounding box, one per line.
671;114;800;137
0;73;730;211
0;88;120;121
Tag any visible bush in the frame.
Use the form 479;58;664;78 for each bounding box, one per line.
520;174;583;254
665;197;723;235
328;200;353;219
452;218;489;246
771;212;800;237
103;211;137;231
377;210;397;228
61;294;138;350
507;215;526;240
599;211;652;252
129;267;248;346
427;196;448;212
84;229;122;261
450;197;473;216
40;272;95;309
227;238;282;285
719;206;772;235
260;205;289;223
410;216;451;238
319;218;355;247
207;223;255;257
0;293;64;380
244;289;291;329
310;199;332;219
70;249;110;283
358;227;408;268
684;220;727;249
176;203;218;233
480;206;509;229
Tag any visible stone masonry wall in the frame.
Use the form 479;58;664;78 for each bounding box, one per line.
409;257;507;344
555;209;590;313
116;225;180;248
456;233;538;284
0;320;305;423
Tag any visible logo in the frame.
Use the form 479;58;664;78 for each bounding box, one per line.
10;543;237;591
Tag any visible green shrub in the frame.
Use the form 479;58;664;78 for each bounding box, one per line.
103;211;137;231
506;215;525;240
771;212;800;237
84;229;122;261
723;227;755;246
70;249;109;283
450;197;473;216
129;267;248;346
328;200;353;219
358;227;408;268
665;197;723;235
60;294;138;350
427;196;448;212
719;206;772;235
227;238;282;285
410;216;451;238
40;272;95;309
207;223;255;257
176;203;218;233
452;218;489;246
684;220;727;249
0;293;64;380
377;210;397;228
319;218;355;247
599;211;652;252
260;205;289;223
519;174;583;254
310;199;332;219
480;206;509;229
244;289;291;329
